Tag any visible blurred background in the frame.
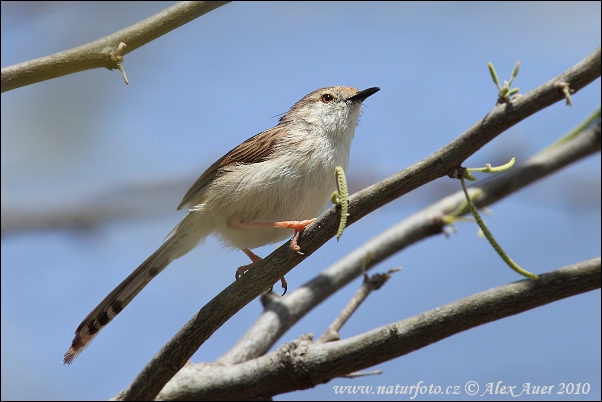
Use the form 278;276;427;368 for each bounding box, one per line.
1;2;600;400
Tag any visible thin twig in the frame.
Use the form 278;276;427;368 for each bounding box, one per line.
1;1;230;92
341;370;383;378
317;268;401;343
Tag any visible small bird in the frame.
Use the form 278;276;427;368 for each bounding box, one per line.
64;85;380;364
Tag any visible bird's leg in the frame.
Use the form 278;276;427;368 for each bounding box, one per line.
230;218;316;254
236;248;288;296
231;218;315;295
235;248;262;280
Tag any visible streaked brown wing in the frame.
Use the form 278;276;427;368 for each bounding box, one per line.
177;125;286;210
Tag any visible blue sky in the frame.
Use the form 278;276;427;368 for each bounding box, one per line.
1;2;600;400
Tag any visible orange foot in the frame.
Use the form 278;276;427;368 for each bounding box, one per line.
230;218;316;255
235;249;288;296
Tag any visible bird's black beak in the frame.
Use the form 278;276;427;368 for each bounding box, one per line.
347;87;380;102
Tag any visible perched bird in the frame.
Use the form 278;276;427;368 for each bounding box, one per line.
64;85;380;364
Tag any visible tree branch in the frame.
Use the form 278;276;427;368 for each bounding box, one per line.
316;267;401;343
0;176;187;237
0;1;230;92
120;48;601;400
218;121;601;365
0;174;379;237
154;258;600;400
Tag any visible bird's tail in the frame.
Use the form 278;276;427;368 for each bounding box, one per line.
63;213;208;364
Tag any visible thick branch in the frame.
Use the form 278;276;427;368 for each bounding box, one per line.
120;48;601;400
155;258;601;400
218;121;601;365
0;1;230;92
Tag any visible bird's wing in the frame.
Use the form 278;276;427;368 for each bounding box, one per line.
177;125;287;210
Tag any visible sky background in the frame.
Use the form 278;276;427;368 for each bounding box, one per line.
1;2;600;400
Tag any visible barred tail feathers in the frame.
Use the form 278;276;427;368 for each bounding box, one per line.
63;213;208;364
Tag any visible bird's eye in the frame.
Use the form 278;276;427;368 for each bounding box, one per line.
321;93;334;103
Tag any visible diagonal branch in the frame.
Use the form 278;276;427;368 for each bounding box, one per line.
218;120;601;365
120;48;601;400
154;258;601;400
0;1;230;92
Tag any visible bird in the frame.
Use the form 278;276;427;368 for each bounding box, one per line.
64;85;380;364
